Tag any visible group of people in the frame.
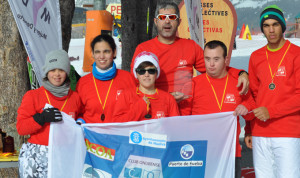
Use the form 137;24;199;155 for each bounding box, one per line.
16;2;300;178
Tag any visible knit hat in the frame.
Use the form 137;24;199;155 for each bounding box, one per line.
133;51;160;79
43;49;70;77
260;5;286;33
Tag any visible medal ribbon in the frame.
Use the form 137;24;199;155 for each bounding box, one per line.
265;43;291;82
136;87;158;114
206;74;229;111
44;90;69;112
93;76;114;112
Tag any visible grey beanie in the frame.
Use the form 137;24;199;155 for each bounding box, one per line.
43;49;70;77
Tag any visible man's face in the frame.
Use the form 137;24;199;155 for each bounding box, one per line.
154;8;180;42
262;19;284;46
204;46;228;78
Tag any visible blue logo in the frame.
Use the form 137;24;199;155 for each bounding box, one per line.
130;131;142;144
180;144;194;160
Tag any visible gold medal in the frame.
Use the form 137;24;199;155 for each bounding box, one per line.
144;114;152;119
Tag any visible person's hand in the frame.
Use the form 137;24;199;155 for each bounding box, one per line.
170;92;189;103
237;72;249;95
233;104;248;116
33;108;62;126
244;134;253;149
253;107;270;122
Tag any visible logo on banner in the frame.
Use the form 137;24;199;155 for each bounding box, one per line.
129;131;167;149
85;139;115;161
224;94;236;104
276;66;286;76
83;164;112;178
180;144;194;159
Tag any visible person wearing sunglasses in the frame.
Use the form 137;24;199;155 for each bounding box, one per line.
130;2;249;115
113;51;179;122
76;35;136;123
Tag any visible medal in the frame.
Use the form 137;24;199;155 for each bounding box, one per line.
269;83;276;90
101;114;105;121
145;114;152;119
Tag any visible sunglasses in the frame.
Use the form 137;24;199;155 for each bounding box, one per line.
136;68;157;75
156;14;178;21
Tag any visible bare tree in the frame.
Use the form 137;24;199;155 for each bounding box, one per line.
0;0;75;151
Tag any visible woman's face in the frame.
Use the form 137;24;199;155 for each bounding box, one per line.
92;41;116;70
47;69;67;86
137;66;157;89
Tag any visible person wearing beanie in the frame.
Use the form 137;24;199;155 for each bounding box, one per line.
16;49;82;177
244;4;300;177
76;34;136;123
112;51;179;122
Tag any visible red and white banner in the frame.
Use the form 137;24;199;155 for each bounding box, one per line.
8;0;62;84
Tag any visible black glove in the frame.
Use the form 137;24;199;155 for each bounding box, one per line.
33;108;62;126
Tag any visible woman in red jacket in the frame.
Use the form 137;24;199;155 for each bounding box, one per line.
76;35;136;123
17;50;82;178
113;51;179;121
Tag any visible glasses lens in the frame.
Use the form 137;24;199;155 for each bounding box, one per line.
168;15;178;20
136;69;146;75
148;69;157;74
157;15;167;20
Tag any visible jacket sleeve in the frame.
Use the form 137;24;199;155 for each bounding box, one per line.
248;54;259;99
228;67;243;80
168;96;180;117
193;41;206;73
16;91;43;135
112;92;148;122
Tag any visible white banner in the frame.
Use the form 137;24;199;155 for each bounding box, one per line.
8;0;62;84
184;0;204;48
49;112;236;178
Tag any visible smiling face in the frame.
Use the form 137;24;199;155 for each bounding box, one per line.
92;41;116;70
154;8;180;44
137;66;157;91
262;18;285;49
47;69;67;86
204;46;228;79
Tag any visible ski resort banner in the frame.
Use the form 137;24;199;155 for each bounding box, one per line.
48;112;237;178
178;0;237;61
8;0;62;85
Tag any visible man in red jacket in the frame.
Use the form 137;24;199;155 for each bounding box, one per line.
130;2;249;115
187;40;255;178
245;5;300;177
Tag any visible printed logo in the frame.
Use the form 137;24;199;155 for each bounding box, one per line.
83;164;112;178
116;90;123;100
130;131;142;144
224;94;236;104
156;111;165;118
49;58;57;63
129;131;167;149
180;144;194;160
85;139;115;161
276;66;286;76
178;59;187;68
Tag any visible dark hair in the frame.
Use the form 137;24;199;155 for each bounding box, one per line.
155;2;180;19
43;74;71;85
136;61;156;70
90;34;116;54
204;40;227;58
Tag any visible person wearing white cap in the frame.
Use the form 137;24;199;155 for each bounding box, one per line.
113;51;179;122
16;49;82;177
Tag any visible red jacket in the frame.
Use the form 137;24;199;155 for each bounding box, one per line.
130;36;242;114
248;40;300;137
112;88;179;122
76;69;136;123
189;73;256;157
16;86;82;146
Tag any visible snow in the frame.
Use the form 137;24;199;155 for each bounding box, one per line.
68;35;300;138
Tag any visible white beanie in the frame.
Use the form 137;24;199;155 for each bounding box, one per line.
133;51;160;79
43;49;70;77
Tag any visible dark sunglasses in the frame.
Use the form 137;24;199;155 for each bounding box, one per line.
156;14;178;21
136;68;157;75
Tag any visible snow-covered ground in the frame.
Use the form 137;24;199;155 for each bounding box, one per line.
69;35;300;138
